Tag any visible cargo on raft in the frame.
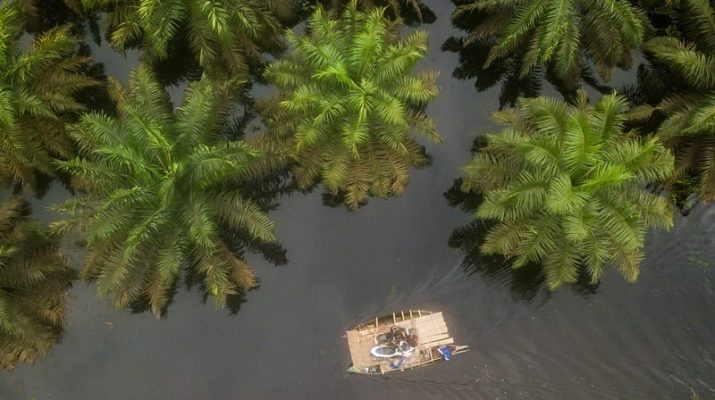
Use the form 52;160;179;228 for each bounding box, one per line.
345;310;469;375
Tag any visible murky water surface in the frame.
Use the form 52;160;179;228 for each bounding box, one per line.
2;1;714;399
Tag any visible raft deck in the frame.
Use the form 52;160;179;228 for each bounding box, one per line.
346;310;463;374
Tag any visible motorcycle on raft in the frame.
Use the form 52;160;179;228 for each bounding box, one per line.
370;326;416;359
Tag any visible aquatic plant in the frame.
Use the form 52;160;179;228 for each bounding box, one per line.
264;1;441;209
462;91;674;289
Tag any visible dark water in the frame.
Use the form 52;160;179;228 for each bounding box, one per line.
2;1;715;399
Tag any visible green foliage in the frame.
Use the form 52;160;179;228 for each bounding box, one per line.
303;0;435;25
264;1;441;209
17;0;101;41
0;197;71;370
630;0;715;203
462;91;674;289
83;0;285;78
52;66;280;317
0;2;98;193
453;0;648;88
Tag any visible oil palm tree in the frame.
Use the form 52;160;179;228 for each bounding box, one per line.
304;0;435;25
0;197;72;370
51;66;280;317
17;0;100;41
462;91;674;289
629;0;715;203
83;0;285;79
445;0;615;108
264;1;441;209
452;0;649;89
0;3;98;193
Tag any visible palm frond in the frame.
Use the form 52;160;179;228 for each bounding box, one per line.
0;2;98;193
88;0;284;78
457;0;646;87
0;197;71;370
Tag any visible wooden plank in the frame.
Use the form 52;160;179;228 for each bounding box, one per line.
415;315;445;326
423;338;454;347
415;323;448;337
412;312;443;324
415;319;448;330
420;328;449;338
414;322;446;332
417;326;449;338
414;317;447;329
420;333;450;344
347;330;366;367
413;318;443;328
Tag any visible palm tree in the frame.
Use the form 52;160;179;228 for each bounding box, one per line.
445;0;615;108
0;2;98;193
629;0;715;203
462;91;674;289
452;0;649;89
0;197;72;370
446;138;600;301
51;66;280;317
264;1;441;209
83;0;285;79
17;0;100;40
304;0;435;25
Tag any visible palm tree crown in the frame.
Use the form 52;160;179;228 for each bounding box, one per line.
264;1;441;209
632;0;715;202
453;0;648;88
462;92;673;289
307;0;435;25
84;0;284;78
52;66;279;317
0;2;97;192
0;197;71;370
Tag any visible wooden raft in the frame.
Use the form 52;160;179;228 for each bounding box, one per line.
346;310;456;374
